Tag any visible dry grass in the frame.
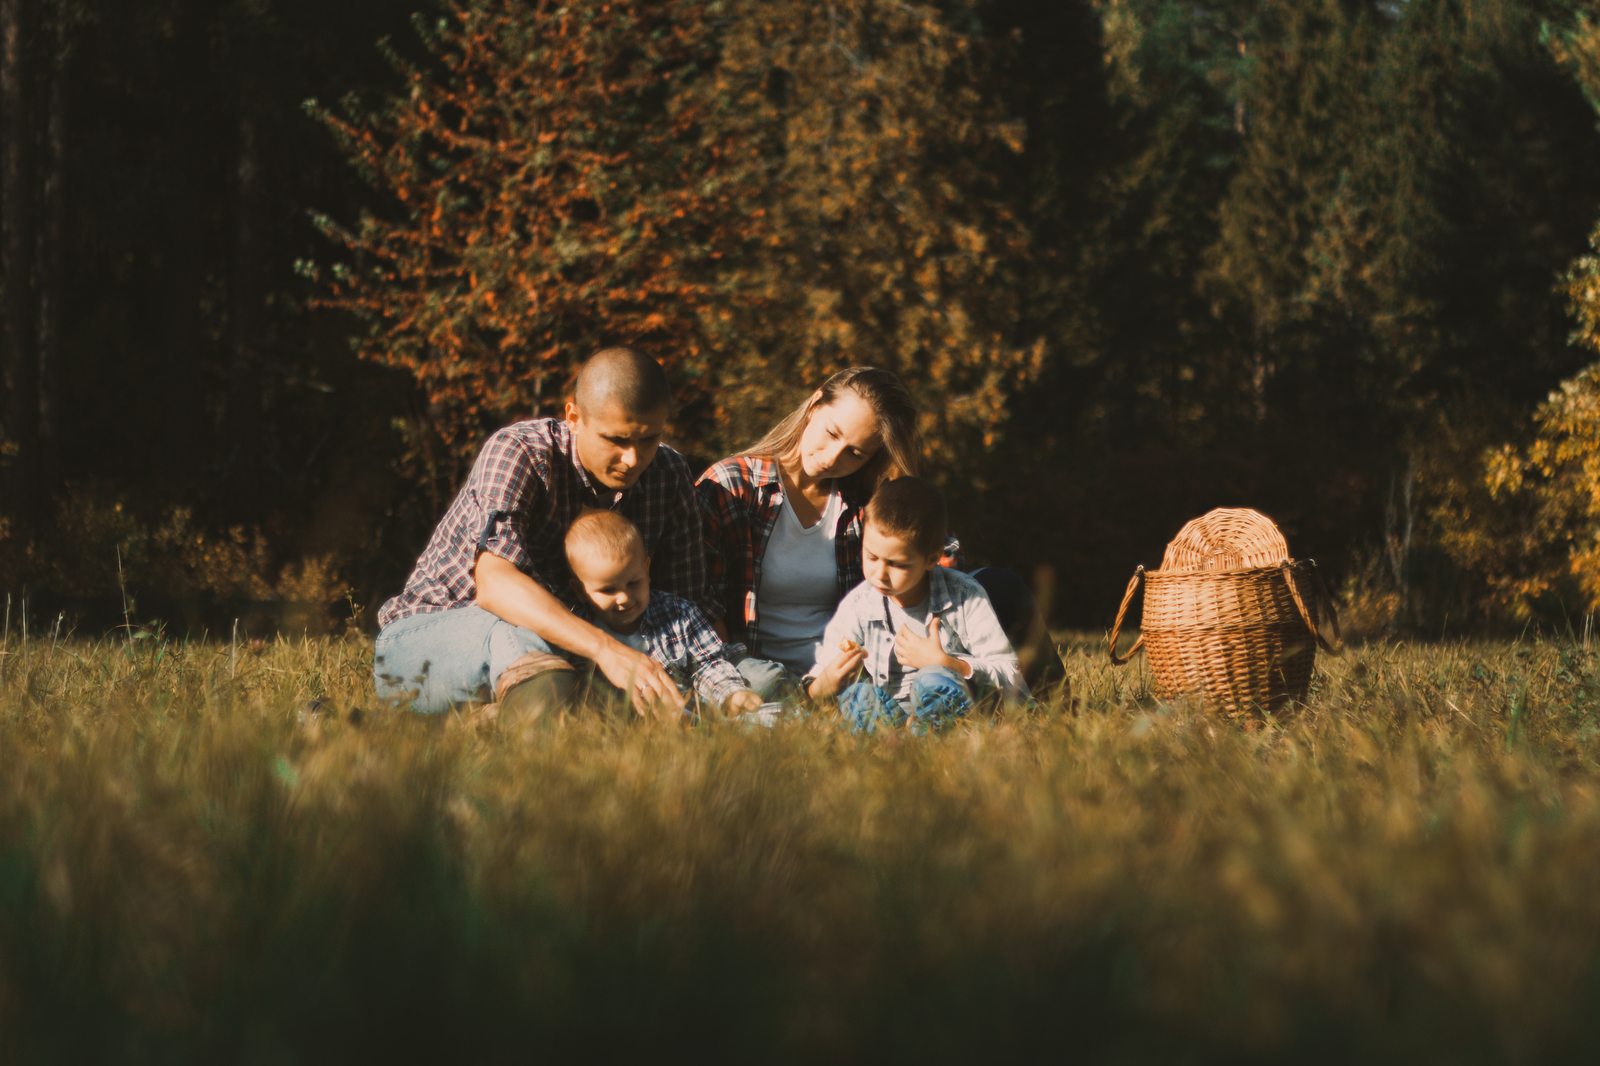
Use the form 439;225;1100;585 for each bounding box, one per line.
4;627;1600;1062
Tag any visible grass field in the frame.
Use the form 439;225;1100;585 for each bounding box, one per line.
4;625;1600;1063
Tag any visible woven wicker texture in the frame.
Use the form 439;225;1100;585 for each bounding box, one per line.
1141;564;1322;714
1161;507;1289;572
1109;506;1341;715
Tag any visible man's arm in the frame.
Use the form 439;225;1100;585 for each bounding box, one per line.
474;552;684;715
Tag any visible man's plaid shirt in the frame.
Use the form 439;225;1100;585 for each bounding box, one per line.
695;456;867;654
378;418;706;629
575;591;749;707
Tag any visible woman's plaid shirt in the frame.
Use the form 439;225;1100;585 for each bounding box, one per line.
695;456;866;654
377;418;706;630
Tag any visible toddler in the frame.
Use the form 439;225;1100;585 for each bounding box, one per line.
566;509;762;717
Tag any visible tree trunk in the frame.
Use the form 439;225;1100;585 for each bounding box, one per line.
227;112;263;509
159;9;207;485
35;10;63;505
0;0;35;531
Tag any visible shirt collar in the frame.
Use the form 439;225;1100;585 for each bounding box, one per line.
558;419;627;508
927;566;959;614
745;456;783;491
874;568;958;624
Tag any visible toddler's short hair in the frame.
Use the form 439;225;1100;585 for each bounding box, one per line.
564;508;645;569
862;477;946;557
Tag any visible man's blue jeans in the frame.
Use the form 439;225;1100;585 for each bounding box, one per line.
838;665;973;734
374;604;554;714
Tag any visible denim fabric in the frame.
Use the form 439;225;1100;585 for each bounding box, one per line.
735;657;806;704
373;604;555;713
809;567;1030;703
838;665;973;735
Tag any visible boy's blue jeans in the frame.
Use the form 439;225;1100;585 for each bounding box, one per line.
838;665;974;734
374;604;554;714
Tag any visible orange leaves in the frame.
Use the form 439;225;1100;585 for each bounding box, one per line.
307;0;748;460
682;0;1040;465
307;0;1041;471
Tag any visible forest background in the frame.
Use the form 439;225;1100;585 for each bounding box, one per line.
9;0;1600;634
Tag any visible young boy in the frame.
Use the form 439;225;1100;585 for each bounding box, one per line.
565;509;764;718
805;477;1029;732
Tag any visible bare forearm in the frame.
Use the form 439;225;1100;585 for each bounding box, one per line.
473;552;615;660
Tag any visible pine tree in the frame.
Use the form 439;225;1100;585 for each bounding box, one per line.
1206;0;1383;427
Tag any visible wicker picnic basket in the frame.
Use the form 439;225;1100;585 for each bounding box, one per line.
1108;508;1341;715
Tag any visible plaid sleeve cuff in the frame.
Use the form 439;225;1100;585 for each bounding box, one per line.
694;660;749;706
476;510;533;573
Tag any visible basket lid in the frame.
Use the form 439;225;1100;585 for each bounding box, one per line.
1161;507;1289;572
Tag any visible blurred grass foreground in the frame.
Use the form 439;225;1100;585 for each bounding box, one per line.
6;632;1600;1062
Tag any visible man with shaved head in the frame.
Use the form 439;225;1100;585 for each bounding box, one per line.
374;347;705;721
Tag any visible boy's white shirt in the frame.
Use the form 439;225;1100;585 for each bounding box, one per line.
806;566;1030;702
598;620;649;653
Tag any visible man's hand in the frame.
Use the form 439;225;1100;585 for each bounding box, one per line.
593;642;686;718
807;642;866;699
723;689;762;717
473;552;684;718
894;617;971;677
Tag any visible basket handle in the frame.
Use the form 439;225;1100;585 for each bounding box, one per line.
1108;566;1145;666
1281;559;1343;655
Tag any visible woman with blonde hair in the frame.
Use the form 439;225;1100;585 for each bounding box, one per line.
697;368;921;695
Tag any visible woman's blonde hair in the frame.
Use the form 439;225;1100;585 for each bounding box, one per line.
746;367;920;496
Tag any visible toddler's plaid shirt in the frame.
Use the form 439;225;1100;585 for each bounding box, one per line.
377;418;706;629
695;456;867;654
575;591;749;708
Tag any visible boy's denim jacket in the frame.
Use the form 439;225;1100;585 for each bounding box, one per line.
805;567;1030;702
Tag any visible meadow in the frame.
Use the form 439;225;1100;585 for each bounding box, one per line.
3;624;1600;1063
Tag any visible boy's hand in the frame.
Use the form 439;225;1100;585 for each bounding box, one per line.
724;690;763;717
807;643;866;699
894;618;970;677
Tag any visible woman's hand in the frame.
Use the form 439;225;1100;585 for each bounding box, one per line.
894;618;971;677
807;641;866;699
724;689;763;717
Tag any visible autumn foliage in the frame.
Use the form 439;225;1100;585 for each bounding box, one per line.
1467;238;1600;615
16;0;1600;626
691;1;1042;453
305;0;761;456
306;0;1043;467
1421;11;1600;618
